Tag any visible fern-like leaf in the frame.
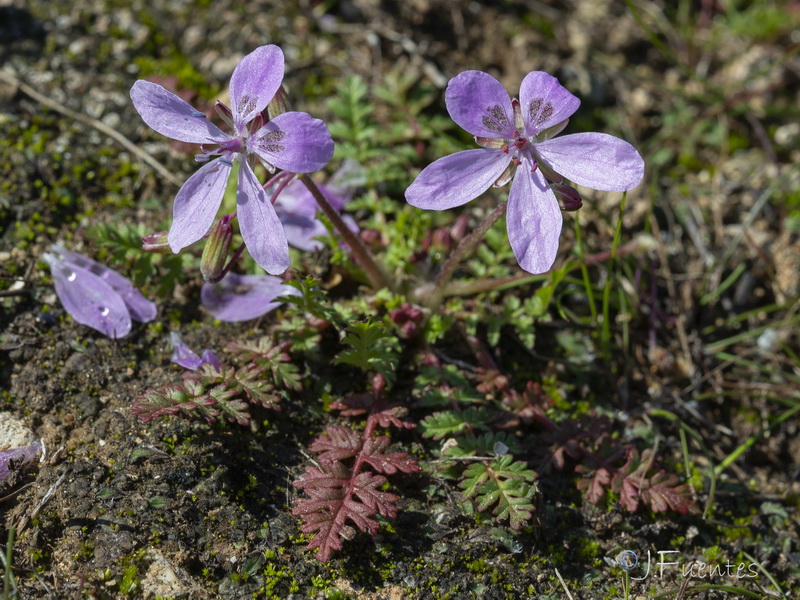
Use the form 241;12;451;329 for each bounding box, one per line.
333;321;400;387
130;384;221;423
611;448;698;515
460;455;538;530
293;416;420;562
230;364;281;409
131;365;252;426
225;338;302;391
419;407;491;440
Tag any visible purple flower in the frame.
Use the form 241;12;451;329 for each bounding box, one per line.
130;45;334;275
43;245;157;338
201;272;300;322
405;71;645;274
0;440;43;484
169;332;221;371
273;160;364;251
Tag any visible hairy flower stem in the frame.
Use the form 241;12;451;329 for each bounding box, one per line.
212;242;246;284
298;174;393;292
418;201;508;309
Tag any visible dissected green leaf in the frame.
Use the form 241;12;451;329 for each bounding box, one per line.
333;320;400;387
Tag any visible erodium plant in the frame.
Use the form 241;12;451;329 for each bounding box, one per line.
36;42;687;565
130;44;334;275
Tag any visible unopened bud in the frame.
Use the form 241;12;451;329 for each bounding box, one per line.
371;373;386;400
552;183;583;211
360;228;383;249
267;85;290;120
214;101;235;130
430;228;454;252
200;215;234;283
450;215;469;242
399;321;419;338
390;302;425;338
141;231;170;253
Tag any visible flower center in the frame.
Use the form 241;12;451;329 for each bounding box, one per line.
500;130;536;170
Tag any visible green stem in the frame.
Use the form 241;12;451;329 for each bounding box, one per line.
601;192;628;360
440;234;650;298
420;201;508;309
574;216;599;324
298;173;393;292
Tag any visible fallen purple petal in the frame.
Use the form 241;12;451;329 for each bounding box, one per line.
169;332;221;371
43;245;156;339
0;440;43;484
200;272;300;322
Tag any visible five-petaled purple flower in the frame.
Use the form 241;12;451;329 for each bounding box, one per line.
130;45;334;275
405;70;645;274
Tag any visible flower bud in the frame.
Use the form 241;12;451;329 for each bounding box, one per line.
214;101;235;130
430;228;454;252
371;373;386;401
360;228;384;249
267;85;290;120
200;215;234;283
389;302;425;338
141;231;171;253
450;215;469;242
552;183;583;211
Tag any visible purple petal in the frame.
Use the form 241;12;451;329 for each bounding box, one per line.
169;331;203;370
130;80;228;144
273;179;358;251
0;440;43;483
274;181;346;218
43;252;132;338
405;149;511;210
445;71;515;138
279;214;327;251
169;332;222;370
52;246;157;323
314;182;348;212
506;157;563;274
272;181;318;219
229;45;285;130
249;112;334;173
537;133;645;192
280;211;359;252
326;159;366;203
200;350;222;371
168;157;232;253
201;273;299;322
519;72;580;136
237;162;290;275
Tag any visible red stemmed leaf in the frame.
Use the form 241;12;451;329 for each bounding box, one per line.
611;448;698;515
292;415;420;562
362;436;423;475
292;461;398;562
309;427;361;462
575;465;613;505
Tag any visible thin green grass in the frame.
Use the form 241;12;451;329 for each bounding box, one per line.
0;527;18;600
601;191;628;361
